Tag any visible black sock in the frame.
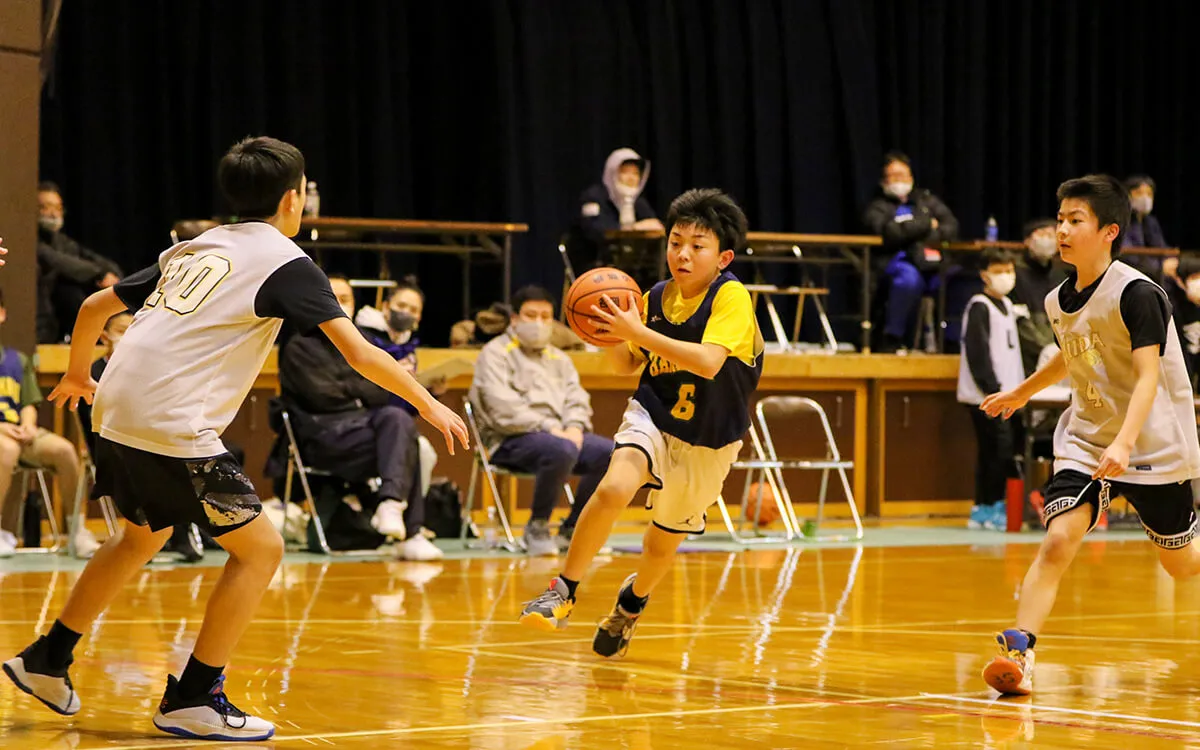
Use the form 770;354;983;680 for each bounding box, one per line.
42;620;82;671
177;655;224;700
1022;630;1038;649
617;582;649;614
558;575;579;600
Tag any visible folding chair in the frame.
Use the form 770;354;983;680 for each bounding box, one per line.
12;462;63;554
67;410;119;547
717;396;863;543
461;400;575;552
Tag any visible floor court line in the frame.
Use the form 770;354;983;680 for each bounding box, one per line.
917;693;1200;730
52;689;969;750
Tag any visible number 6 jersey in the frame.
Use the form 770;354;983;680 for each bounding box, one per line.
1045;259;1200;484
93;221;345;459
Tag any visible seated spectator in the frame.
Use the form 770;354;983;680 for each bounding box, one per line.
567;148;665;276
1122;175;1169;277
35;182;123;343
79;312;206;562
863;151;958;352
0;287;94;557
279;275;442;560
1011;218;1067;376
468;285;613;556
1167;254;1200;389
451;302;585;351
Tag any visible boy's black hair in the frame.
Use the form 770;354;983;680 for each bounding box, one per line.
1176;253;1200;282
1055;174;1131;257
511;285;556;313
388;274;425;304
665;188;749;252
1022;218;1056;238
882;150;911;172
37;181;61;195
218;136;305;219
1125;175;1156;193
980;247;1015;269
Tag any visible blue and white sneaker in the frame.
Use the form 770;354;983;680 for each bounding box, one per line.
967;505;991;529
989;501;1008;530
153;675;274;741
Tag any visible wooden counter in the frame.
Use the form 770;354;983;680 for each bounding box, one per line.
34;346;969;522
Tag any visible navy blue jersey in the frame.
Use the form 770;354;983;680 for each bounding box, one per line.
633;272;762;448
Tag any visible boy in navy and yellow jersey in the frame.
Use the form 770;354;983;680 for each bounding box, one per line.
519;188;762;658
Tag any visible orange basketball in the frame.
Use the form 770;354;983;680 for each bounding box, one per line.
748;482;782;525
564;267;644;347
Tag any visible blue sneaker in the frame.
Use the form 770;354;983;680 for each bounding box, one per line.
990;501;1008;531
967;505;990;529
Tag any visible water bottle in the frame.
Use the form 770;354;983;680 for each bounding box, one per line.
304;181;320;218
985;215;998;242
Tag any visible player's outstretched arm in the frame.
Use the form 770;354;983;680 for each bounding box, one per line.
591;292;726;379
48;288;128;411
981;350;1067;419
320;317;469;454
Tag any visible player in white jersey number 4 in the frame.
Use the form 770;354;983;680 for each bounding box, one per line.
978;174;1200;697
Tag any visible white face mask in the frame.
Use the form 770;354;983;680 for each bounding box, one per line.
1029;235;1057;261
884;181;913;200
513;320;552;350
38;215;63;233
613;182;640;200
987;271;1016;297
1187;278;1200;306
1131;195;1153;215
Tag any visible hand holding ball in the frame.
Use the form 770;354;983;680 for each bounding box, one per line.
564;268;644;347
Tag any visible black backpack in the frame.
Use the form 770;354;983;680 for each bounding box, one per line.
423;479;477;539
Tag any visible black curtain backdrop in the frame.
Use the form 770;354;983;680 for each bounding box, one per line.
39;0;1198;345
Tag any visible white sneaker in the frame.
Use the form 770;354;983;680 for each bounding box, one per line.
153;675;274;741
3;639;81;716
0;530;16;558
72;527;102;559
370;500;408;539
396;534;444;561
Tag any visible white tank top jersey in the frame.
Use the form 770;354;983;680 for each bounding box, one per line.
93;222;344;459
1044;260;1200;484
956;294;1025;405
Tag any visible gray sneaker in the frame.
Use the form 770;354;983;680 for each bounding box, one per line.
518;576;575;632
524;519;558;557
593;574;644;658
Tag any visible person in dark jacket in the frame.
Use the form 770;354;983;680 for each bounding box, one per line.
278;275;443;560
1011;218;1068;375
36;182;123;343
1122;175;1169;278
863;152;959;351
1166;254;1200;390
567;148;665;276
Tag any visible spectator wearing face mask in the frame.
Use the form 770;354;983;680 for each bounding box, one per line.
1011;218;1068;376
567;148;666;274
35;181;124;343
1165;254;1200;389
957;248;1025;530
468;285;613;556
862;151;959;352
1122;176;1169;279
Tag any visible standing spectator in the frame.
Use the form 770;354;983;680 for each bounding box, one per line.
1011;218;1068;376
35;182;123;343
863;152;959;352
957;249;1025;530
468;285;613;556
1122;176;1168;278
1166;254;1200;389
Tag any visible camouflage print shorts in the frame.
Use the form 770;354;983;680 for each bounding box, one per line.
93;437;262;538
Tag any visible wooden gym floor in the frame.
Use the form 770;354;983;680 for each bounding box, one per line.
3;534;1200;748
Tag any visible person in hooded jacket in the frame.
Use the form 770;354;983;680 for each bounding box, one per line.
567;148;665;275
863;152;959;352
